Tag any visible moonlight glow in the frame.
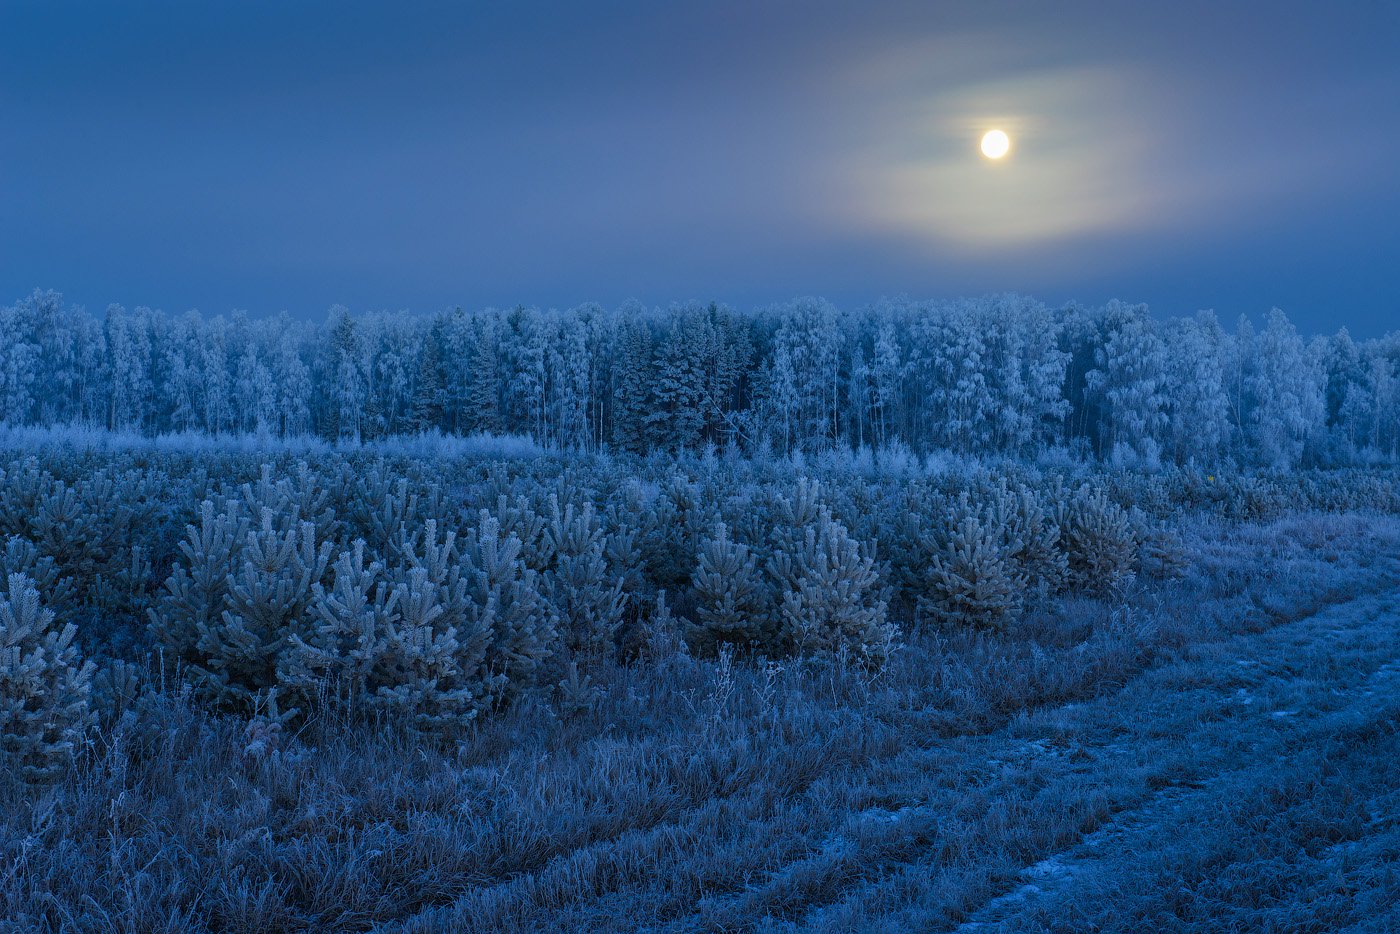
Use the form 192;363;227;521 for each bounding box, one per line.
980;129;1010;159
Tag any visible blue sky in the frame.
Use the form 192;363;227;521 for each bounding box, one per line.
3;1;1398;334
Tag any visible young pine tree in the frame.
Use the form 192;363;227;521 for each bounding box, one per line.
1;573;94;784
769;505;895;668
918;511;1028;632
689;522;769;654
542;498;625;661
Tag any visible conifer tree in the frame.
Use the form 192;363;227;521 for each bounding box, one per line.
612;314;654;453
918;512;1027;631
279;538;393;710
283;517;554;730
542;498;625;660
148;476;334;717
464;316;502;434
203;510;332;713
410;325;447;432
363;520;497;729
503;306;547;440
1;534;77;612
690;522;769;654
326;306;366;442
1055;484;1139;594
461;513;555;692
649;315;707;451
0;573;94;784
761;481;890;663
767;499;894;667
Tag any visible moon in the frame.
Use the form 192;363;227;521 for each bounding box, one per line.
980;129;1010;159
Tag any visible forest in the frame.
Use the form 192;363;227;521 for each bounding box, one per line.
3;294;1400;930
2;289;1398;467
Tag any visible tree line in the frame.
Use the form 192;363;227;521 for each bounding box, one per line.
1;289;1396;468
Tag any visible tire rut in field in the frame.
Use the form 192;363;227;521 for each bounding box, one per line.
957;658;1400;934
762;578;1400;933
947;591;1400;933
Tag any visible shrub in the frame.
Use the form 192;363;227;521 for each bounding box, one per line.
0;573;94;784
1138;525;1192;579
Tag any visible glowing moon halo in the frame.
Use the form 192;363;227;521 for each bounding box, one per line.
980;129;1010;159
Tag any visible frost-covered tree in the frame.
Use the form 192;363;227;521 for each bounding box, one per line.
162;313;203;433
1055;484;1139;594
1085;301;1168;466
462;314;502;434
542;498;625;660
689;522;769;653
1162;311;1231;465
1321;327;1384;461
756;298;844;452
235;342;277;435
271;315;313;436
106;305;157;431
912;301;994;453
648;312;708;451
324;306;366;442
283;514;553;731
918;511;1027;631
549;312;594;450
766;485;893;666
0;535;77;612
993;295;1070;454
359;521;495;727
199;314;233;435
148;477;334;717
0;287;1393;464
0;291;84;426
611;311;654;454
410;322;447;433
0;573;94;784
694;304;752;447
0;312;38;426
501;306;547;439
1240;309;1325;469
868;314;908;448
1366;343;1400;458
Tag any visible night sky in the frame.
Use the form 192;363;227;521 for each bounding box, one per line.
3;1;1399;334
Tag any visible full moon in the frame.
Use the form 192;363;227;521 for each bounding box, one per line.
980;129;1010;159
